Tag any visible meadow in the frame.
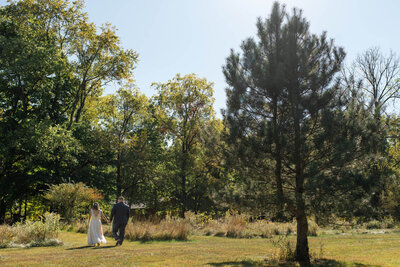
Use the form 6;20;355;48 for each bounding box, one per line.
1;227;400;266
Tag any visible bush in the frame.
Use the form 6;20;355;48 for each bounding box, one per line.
383;217;396;229
0;213;62;248
365;220;383;229
14;212;61;246
0;225;13;248
271;235;296;262
308;219;319;236
29;239;63;247
224;211;247;238
45;182;103;222
71;220;90;233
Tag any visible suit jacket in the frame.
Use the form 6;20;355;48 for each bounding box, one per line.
110;202;130;225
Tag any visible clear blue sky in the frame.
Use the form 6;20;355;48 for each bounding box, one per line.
3;0;400;116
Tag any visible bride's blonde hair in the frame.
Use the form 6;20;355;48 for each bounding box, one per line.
93;202;100;210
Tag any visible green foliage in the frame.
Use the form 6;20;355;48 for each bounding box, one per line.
0;0;136;223
222;1;377;263
45;183;102;222
96;85;155;200
154;74;220;216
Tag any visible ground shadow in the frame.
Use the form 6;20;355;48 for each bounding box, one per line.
66;245;117;250
66;246;93;250
207;260;267;266
137;239;192;244
93;245;115;249
207;259;380;267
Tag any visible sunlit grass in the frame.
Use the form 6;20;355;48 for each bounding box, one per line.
1;231;400;266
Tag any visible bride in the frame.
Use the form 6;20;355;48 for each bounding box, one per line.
87;203;109;246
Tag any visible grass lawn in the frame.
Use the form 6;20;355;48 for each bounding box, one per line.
1;231;400;266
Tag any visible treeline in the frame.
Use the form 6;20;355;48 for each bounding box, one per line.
1;0;400;262
0;0;224;223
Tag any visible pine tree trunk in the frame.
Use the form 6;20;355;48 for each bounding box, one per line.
293;90;310;263
273;100;285;221
295;191;310;263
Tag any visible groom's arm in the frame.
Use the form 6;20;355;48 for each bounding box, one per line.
126;205;130;222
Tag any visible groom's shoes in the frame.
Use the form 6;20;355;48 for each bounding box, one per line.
115;240;120;246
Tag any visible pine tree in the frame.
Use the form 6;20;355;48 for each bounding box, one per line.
223;2;351;262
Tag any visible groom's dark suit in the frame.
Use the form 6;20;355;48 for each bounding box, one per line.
110;201;130;245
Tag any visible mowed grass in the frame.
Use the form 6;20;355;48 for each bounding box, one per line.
1;231;400;266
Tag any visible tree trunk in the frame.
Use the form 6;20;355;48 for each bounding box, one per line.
18;198;22;222
287;72;310;262
67;99;78;130
0;198;6;224
180;143;187;218
24;197;27;222
273;99;285;221
293;93;310;263
275;156;284;220
295;190;309;263
74;93;87;124
116;151;122;200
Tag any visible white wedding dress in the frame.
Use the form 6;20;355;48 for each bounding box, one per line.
87;209;107;245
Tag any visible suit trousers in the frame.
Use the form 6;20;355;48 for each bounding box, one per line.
112;222;127;244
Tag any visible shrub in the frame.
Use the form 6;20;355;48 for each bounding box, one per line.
224;212;247;238
365;220;382;229
271;235;296;262
14;212;61;246
0;225;13;248
45;182;103;222
73;220;89;233
382;217;396;229
29;239;63;247
0;213;62;248
308;219;319;236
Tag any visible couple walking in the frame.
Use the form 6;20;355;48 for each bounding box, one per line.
87;196;130;246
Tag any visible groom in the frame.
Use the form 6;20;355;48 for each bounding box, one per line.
110;196;130;246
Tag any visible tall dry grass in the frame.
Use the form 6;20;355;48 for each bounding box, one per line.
0;224;14;248
123;218;190;241
0;212;62;248
69;211;320;241
188;211;306;238
271;235;296;262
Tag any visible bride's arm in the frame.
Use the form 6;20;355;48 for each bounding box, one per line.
88;210;92;222
101;211;109;224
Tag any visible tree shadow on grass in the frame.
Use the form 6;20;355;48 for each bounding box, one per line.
207;259;380;267
66;245;116;250
66;246;93;250
207;260;267;266
93;245;115;249
136;239;193;244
